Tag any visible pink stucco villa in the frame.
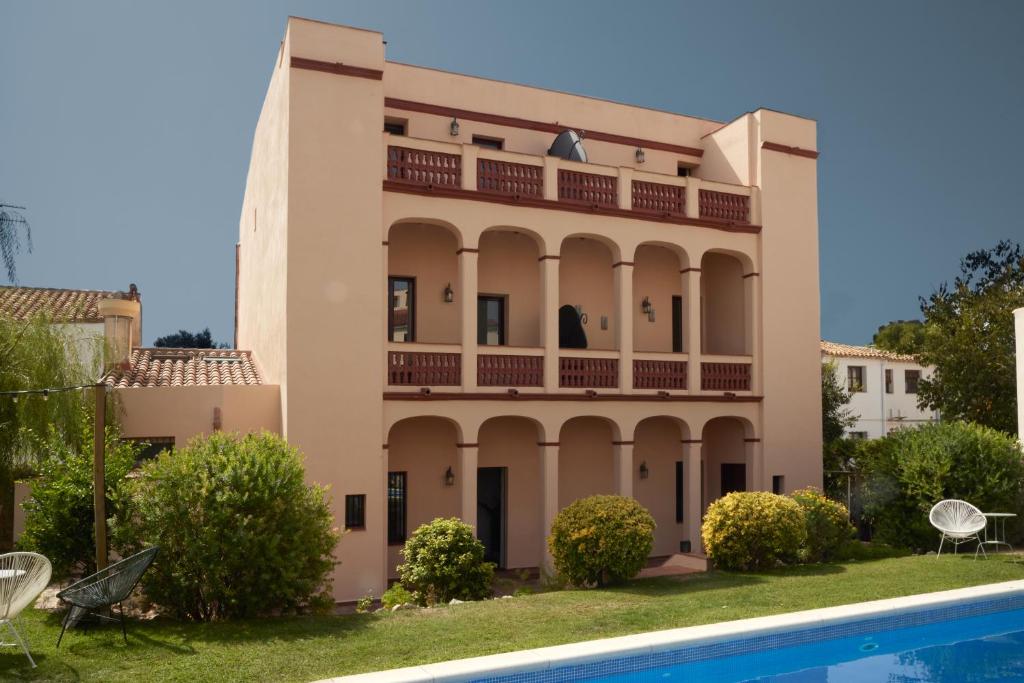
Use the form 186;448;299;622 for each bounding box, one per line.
101;17;823;603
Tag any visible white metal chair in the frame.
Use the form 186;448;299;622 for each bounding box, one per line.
929;499;987;559
0;552;52;667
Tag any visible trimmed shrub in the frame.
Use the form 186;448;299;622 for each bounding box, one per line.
381;584;415;610
112;431;338;621
858;422;1024;551
18;415;142;579
702;492;806;570
790;487;855;562
548;495;655;587
398;517;494;605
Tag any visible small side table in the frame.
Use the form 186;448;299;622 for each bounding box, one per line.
980;512;1016;554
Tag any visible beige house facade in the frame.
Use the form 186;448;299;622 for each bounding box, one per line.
225;17;824;602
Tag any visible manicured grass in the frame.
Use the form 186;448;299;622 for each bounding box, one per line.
3;554;1022;682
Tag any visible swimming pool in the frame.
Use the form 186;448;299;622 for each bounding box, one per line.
327;581;1024;683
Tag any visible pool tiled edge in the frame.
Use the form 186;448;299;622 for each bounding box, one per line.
321;580;1024;683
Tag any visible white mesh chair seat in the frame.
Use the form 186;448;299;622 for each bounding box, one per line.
929;499;987;558
0;552;52;668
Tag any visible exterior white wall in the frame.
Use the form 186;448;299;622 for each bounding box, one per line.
824;354;938;439
53;322;105;379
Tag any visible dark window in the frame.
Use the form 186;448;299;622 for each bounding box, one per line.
384;119;406;135
345;494;366;530
388;277;415;342
675;461;684;523
472;135;503;150
850;431;868;440
672;296;683;353
772;475;785;495
885;369;894;394
905;370;920;394
847;366;866;392
677;165;690;177
387;472;407;545
721;463;746;496
125;436;174;464
477;295;506;345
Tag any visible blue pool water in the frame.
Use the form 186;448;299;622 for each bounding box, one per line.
590;607;1024;682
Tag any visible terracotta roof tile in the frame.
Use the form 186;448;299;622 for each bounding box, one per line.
821;340;918;363
0;285;138;323
105;348;263;388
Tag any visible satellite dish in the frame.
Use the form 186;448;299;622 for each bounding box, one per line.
548;130;588;162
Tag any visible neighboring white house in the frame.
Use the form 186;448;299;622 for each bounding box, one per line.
821;340;939;439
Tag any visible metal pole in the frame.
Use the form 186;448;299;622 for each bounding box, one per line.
93;383;107;570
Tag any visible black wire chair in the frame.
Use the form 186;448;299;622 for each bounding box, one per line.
56;547;159;647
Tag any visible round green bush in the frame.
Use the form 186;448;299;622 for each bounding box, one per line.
789;487;855;562
398;517;494;605
702;492;807;570
859;421;1024;550
112;431;338;621
547;495;655;587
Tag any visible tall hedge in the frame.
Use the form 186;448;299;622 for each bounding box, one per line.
113;431;338;621
859;422;1024;550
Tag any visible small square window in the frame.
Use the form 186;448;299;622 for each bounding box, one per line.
472;135;503;150
850;431;868;440
345;494;366;530
384;119;406;136
772;475;785;495
677;165;691;177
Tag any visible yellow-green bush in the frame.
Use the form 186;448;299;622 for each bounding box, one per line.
701;492;806;571
548;495;655;587
790;486;855;562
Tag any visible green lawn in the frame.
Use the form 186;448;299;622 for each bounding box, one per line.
3;554;1022;682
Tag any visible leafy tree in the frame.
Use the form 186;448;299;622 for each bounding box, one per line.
917;241;1024;434
0;312;98;550
0;203;31;283
153;327;225;348
822;360;857;444
872;320;926;355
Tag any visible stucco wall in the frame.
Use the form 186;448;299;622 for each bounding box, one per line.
825;355;937;439
558;417;614;507
387;223;460;344
632;246;682;353
633;417;686;556
478;230;541;348
701;252;747;355
559;238;616;351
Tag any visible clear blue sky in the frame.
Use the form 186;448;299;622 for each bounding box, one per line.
2;1;1022;345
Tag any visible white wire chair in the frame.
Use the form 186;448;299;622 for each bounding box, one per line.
929;499;988;559
0;552;52;668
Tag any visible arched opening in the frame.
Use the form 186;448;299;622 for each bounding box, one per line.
633;416;688;557
478;416;544;569
701;251;749;355
559;237;616;351
702;417;754;508
387;222;460;344
557;416;617;507
477;229;542;347
386;416;462;577
633;244;685;353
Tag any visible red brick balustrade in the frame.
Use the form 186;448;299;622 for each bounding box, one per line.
698;189;750;223
477;354;544;387
559;357;619;388
632;180;685;217
387;146;461;188
557;170;618;208
633;359;688;390
388;351;461;386
700;362;752;391
477;159;544;198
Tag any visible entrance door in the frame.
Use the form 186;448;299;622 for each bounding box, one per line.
721;463;747;496
477;295;506;345
477;467;506;567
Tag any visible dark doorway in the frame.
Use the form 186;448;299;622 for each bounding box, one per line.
477;467;506;567
721;463;746;497
477;295;506;345
672;296;683;353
